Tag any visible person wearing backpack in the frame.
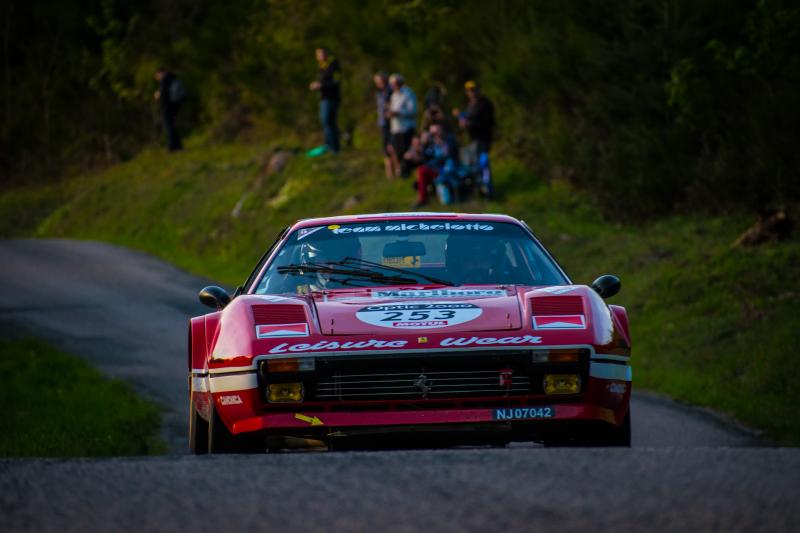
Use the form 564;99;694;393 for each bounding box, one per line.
154;67;185;152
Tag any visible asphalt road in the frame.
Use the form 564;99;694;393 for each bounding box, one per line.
1;238;797;532
0;239;214;452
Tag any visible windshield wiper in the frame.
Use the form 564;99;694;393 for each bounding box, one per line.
276;270;373;288
276;262;418;286
339;257;455;286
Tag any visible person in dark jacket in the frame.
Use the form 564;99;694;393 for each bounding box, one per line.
154;67;184;152
455;80;495;198
459;80;494;154
309;47;341;153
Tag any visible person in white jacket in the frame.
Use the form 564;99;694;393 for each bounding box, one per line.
386;73;417;178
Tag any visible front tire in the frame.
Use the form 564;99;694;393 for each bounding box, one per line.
188;396;209;455
208;403;264;454
587;410;631;447
607;410;632;447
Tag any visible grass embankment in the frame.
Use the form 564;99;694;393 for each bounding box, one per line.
0;338;164;457
2;139;798;444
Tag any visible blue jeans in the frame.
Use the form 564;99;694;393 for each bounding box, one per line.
319;99;340;152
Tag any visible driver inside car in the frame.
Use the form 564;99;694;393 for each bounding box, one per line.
261;237;362;294
445;234;508;285
295;237;362;292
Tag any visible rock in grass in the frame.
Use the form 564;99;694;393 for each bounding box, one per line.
732;210;793;247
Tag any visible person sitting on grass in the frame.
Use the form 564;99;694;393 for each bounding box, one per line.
413;123;460;208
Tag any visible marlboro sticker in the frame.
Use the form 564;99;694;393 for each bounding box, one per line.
532;315;586;330
256;323;309;338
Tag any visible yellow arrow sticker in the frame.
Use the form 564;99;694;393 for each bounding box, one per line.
295;413;324;426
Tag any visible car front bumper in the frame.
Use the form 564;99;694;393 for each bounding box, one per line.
231;401;624;435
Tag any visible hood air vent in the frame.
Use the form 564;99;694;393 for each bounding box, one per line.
531;296;583;315
252;305;307;325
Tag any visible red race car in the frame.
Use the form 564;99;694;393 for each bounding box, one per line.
188;213;631;453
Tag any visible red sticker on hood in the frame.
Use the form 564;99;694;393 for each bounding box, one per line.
256;323;309;338
532;315;586;330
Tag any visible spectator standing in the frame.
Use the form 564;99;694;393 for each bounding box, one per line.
373;71;393;178
154;68;185;152
309;47;341;153
421;103;452;135
387;73;417;178
423;83;446;111
459;80;494;155
456;80;495;197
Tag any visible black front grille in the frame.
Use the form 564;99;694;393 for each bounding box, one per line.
316;369;531;400
259;349;589;405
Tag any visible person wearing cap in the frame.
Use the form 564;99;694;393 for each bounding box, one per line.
309;47;341;153
455;80;495;197
386;73;418;178
458;80;494;153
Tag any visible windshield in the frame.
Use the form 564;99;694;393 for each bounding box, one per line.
254;220;568;295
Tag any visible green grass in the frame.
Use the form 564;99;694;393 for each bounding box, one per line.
559;215;800;444
0;338;165;457
2;137;798;444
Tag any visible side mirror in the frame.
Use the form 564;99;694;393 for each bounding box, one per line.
591;275;621;299
199;286;231;310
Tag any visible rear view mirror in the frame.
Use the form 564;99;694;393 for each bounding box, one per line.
199;286;231;310
591;275;621;299
383;240;426;258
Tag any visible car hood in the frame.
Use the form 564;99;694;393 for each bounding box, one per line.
203;285;630;370
311;286;523;335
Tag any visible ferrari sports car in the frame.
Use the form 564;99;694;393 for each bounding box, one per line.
188;213;632;453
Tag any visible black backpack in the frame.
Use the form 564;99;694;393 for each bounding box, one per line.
169;79;187;103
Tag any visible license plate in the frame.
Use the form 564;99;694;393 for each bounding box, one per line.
493;407;554;421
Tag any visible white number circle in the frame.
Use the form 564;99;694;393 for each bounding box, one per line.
355;302;482;329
